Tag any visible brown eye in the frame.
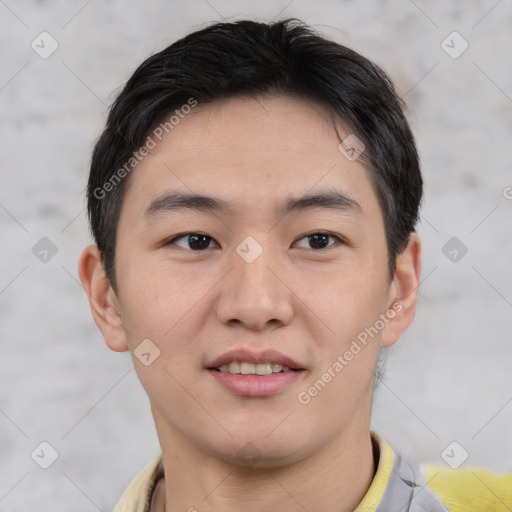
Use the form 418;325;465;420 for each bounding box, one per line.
168;233;216;251
294;232;343;250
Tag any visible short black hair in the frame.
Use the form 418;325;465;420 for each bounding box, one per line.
87;17;422;293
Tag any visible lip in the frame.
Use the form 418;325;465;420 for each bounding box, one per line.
206;348;305;370
208;369;305;397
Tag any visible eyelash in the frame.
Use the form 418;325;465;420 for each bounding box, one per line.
164;231;346;251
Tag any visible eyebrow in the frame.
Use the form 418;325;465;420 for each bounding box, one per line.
143;188;363;220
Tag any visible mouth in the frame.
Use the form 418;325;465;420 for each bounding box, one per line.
206;348;305;373
205;349;306;397
208;361;303;375
206;365;305;397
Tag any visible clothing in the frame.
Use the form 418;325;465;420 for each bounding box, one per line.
113;430;512;511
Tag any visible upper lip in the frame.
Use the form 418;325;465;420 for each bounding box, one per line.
207;348;305;370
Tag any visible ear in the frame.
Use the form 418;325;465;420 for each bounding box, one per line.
380;232;422;348
78;245;129;352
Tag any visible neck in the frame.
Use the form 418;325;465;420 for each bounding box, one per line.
152;415;377;512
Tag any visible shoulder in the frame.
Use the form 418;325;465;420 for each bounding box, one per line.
367;431;512;512
421;463;512;512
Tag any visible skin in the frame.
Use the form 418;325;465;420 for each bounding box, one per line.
79;94;421;512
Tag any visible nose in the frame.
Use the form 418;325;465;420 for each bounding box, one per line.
215;242;294;331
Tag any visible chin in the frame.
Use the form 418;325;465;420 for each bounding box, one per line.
209;433;309;469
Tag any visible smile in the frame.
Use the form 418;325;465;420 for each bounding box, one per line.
211;361;300;375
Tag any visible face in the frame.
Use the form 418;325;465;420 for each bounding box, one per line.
82;94;419;468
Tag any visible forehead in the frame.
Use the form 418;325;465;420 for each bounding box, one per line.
122;94;380;223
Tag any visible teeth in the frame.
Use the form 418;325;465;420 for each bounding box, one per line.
240;362;255;374
229;361;241;374
216;361;294;375
256;363;272;375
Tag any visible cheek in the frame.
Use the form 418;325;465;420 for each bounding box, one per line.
117;256;213;368
299;271;388;401
307;356;375;423
302;261;387;335
116;255;176;343
117;264;206;408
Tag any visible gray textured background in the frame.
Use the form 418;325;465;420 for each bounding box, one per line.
1;0;511;510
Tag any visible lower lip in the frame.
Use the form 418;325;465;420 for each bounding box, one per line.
207;369;305;397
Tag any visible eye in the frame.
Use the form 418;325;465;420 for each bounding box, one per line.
294;232;344;250
165;231;345;251
166;233;217;251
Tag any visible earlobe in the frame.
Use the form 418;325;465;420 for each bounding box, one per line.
381;233;422;348
78;245;129;352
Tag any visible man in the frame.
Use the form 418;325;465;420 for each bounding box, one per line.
78;18;511;512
